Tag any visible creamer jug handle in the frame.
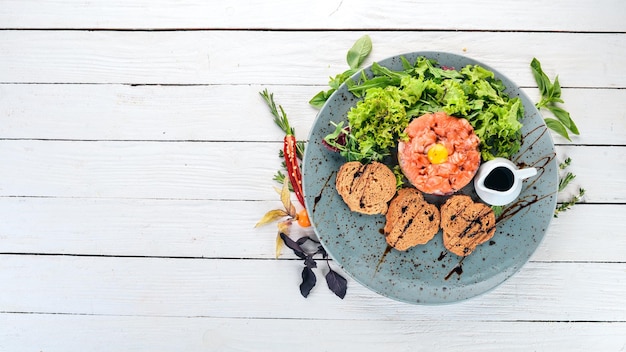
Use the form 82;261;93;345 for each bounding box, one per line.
515;167;537;180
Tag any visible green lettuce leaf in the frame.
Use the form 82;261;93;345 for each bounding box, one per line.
326;55;526;163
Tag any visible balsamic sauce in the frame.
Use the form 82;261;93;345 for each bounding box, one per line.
312;172;335;213
349;125;556;284
484;166;514;191
437;251;448;261
373;244;394;276
444;263;464;281
444;256;466;280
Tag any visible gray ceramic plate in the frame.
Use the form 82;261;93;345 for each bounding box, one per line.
302;52;558;304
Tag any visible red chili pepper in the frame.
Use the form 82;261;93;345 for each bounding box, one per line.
260;89;307;209
284;134;306;208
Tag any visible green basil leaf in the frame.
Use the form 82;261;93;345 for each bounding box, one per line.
550;96;565;104
346;35;372;69
551;75;562;99
548;105;579;135
530;58;550;97
541;75;553;97
544;117;571;141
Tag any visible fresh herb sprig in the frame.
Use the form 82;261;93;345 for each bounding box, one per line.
531;58;580;141
491;205;505;218
554;188;585;217
558;157;575;192
324;56;525;163
554;157;585;217
309;35;373;108
258;90;348;298
530;58;585;215
280;233;348;299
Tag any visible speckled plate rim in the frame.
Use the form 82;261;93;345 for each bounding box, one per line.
303;51;558;305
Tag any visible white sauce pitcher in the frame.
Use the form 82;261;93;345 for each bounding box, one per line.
474;157;537;206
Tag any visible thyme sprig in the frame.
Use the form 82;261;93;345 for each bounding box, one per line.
554;157;585;217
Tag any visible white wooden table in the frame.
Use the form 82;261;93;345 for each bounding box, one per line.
1;1;625;351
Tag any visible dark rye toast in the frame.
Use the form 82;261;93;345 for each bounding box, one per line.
383;188;440;251
335;161;397;215
441;195;496;256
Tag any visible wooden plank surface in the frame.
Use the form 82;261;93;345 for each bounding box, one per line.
1;84;624;145
0;255;624;322
2;313;625;352
0;141;618;202
0;198;623;262
1;314;624;352
1;31;625;87
1;0;624;32
1;1;624;351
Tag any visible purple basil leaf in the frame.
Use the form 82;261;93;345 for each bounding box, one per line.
300;266;317;298
321;138;340;152
280;233;306;259
296;236;321;246
326;269;347;299
317;245;328;258
304;255;317;269
296;236;311;245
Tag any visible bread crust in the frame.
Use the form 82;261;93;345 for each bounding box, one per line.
441;195;496;256
383;188;440;251
335;161;396;215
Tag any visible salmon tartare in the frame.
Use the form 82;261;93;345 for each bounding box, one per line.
398;112;481;195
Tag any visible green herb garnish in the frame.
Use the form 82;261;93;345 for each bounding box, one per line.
531;58;580;141
324;56;524;163
554;188;585;217
491;205;505;218
309;35;373;109
554;157;584;217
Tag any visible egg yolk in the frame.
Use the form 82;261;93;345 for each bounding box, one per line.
427;143;448;164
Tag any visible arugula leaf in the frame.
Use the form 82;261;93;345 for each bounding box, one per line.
309;89;335;109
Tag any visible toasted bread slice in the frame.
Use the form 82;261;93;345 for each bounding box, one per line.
335;161;396;215
383;188;440;251
441;195;496;256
